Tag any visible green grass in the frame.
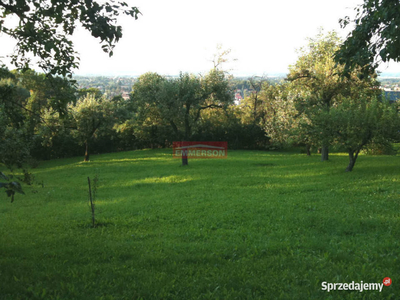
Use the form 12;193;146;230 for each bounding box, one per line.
0;149;399;299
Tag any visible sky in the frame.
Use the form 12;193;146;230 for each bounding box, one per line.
2;0;400;77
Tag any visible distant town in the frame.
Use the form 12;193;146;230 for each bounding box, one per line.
75;75;137;100
380;77;400;101
74;74;400;102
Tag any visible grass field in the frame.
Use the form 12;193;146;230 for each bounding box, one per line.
0;149;399;299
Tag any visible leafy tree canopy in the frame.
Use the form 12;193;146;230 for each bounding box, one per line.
69;93;114;161
0;0;140;77
287;30;380;161
132;70;232;141
336;0;400;74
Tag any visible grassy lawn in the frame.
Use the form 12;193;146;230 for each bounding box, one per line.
0;149;399;299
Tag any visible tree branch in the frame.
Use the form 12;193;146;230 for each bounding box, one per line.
194;104;223;124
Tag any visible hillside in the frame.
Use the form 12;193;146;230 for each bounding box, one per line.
0;149;398;299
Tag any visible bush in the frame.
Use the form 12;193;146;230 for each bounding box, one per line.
362;142;397;155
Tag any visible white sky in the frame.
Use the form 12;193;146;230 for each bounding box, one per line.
2;0;400;77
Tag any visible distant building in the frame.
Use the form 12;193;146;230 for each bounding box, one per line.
122;92;130;100
235;92;243;102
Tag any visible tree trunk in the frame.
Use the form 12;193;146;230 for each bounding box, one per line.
169;120;179;136
84;141;90;162
253;93;258;125
346;149;360;172
184;104;191;140
321;145;329;161
181;147;188;166
184;122;191;141
306;145;311;156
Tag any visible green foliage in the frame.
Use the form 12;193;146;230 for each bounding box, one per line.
0;68;135;162
0;0;141;77
0;68;78;169
0;70;32;169
193;105;269;149
287;31;344;149
69;94;115;160
0;172;25;202
260;81;298;147
311;96;400;171
15;69;77;117
0;71;30;129
325;97;399;151
131;70;232;142
35;106;81;159
0;150;399;298
77;88;103;100
286;30;380;161
362;141;397;155
336;0;400;74
0;122;31;169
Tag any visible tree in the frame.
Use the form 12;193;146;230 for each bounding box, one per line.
288;31;342;160
129;72;171;148
69;94;114;161
323;96;399;171
210;44;237;74
336;0;400;75
0;68;32;169
131;70;232;165
0;0;140;77
132;70;232;142
0;0;133;176
180;70;232;140
287;30;379;161
0;69;34;202
261;82;301;148
247;76;268;126
15;69;77;121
